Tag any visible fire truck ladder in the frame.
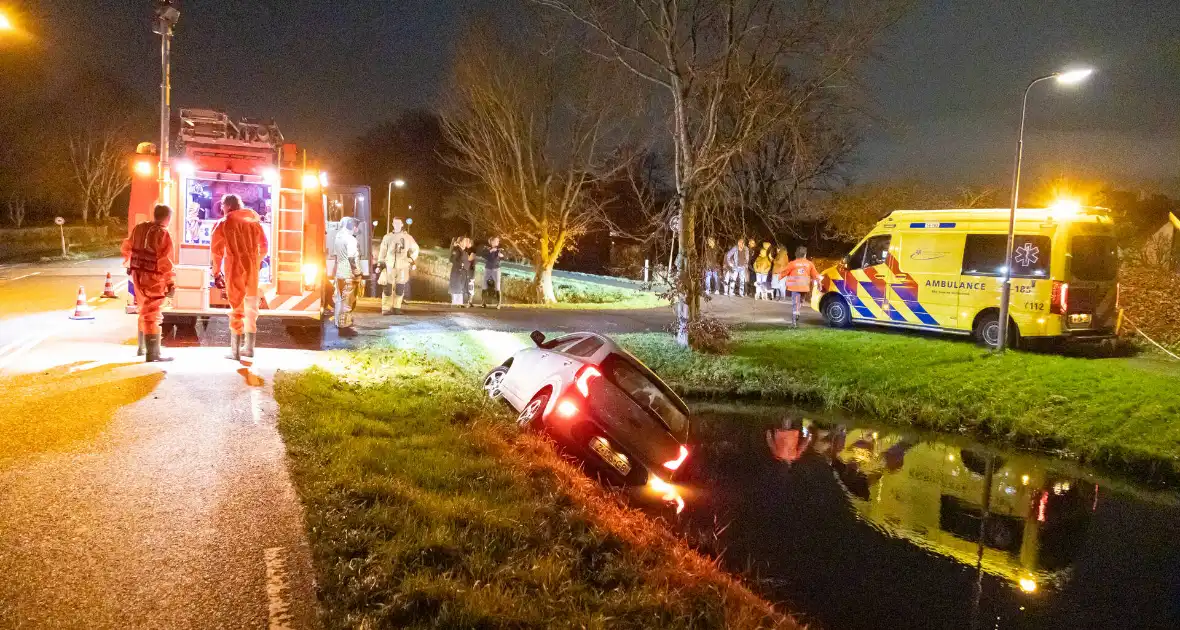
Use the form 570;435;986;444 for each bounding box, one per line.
274;161;307;300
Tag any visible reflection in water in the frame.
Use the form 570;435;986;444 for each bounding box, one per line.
674;407;1180;630
825;427;1093;596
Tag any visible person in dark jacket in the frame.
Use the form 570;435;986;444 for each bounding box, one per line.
449;236;473;306
482;236;504;308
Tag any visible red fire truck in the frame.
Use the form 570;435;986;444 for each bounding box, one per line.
126;108;372;332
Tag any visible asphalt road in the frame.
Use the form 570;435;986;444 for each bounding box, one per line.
0;259;319;629
0;256;817;628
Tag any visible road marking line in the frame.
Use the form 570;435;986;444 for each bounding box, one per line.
263;546;294;630
0;272;41;283
0;332;50;371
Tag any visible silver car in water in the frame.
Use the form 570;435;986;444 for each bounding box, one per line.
483;331;691;493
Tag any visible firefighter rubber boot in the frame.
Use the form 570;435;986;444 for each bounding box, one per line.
145;334;174;363
242;333;256;360
228;333;241;361
136;332;146;357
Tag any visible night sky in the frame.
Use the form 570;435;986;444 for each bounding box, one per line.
25;0;1180;193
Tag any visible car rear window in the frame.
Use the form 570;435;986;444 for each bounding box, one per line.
1070;235;1118;281
565;336;604;358
962;234;1051;278
601;353;688;440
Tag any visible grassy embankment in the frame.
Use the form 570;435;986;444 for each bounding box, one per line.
417;249;664;310
275;344;796;629
621;328;1180;479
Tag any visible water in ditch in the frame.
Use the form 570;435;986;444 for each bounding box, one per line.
664;404;1180;629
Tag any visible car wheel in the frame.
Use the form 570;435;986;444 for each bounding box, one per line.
974;312;1018;349
822;295;852;328
483;365;509;401
517;391;549;429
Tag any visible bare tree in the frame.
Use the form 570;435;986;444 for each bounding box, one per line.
6;194;27;228
536;0;899;346
440;23;636;302
68;128;131;224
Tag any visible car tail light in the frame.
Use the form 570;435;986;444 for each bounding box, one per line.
663;445;689;471
1050;281;1068;315
575;365;601;397
556;399;579;418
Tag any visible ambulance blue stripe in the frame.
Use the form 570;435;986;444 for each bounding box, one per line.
858;280;907;322
892;285;939;326
908;222;957;228
834;279;875;318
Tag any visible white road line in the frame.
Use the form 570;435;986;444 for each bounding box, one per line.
0;272;41;283
263;547;294;630
0;332;50;371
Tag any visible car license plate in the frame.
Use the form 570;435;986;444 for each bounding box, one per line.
590;436;631;476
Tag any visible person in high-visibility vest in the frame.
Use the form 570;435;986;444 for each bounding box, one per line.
121;204;176;362
210;194;269;362
781;246;821;327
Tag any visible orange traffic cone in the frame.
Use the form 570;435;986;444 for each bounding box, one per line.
101;272;118;298
70;285;95;320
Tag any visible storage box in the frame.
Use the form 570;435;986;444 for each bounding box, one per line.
172;287;209;311
174;265;210;289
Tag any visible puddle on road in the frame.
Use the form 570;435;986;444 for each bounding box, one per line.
666;405;1180;630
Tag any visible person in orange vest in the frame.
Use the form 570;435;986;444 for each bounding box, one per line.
121;204;176;362
210;194;269;362
780;246;821;327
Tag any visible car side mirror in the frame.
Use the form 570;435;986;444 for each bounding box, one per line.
530;330;546;347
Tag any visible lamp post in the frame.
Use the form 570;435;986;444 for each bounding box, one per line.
152;1;180;205
995;67;1093;352
385;178;405;235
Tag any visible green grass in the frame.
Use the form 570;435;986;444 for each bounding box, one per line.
620;329;1180;478
274;345;796;629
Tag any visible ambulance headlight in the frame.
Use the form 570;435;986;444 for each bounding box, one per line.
302;264;319;289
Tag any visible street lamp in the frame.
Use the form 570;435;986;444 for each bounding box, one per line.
0;12;14;32
385;178;406;234
996;66;1094;352
153;1;180;205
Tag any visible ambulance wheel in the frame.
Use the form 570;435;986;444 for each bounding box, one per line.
821;295;852;328
974;312;1018;349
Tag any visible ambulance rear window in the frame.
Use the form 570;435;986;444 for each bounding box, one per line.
1070;236;1117;281
962;234;1051;278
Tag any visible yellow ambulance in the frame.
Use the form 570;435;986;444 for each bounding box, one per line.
813;206;1119;347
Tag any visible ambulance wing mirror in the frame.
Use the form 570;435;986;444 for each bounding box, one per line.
530;330;546;347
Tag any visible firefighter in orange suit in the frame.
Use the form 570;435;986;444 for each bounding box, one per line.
210;194;269;362
780;246;822;328
122;204;176;362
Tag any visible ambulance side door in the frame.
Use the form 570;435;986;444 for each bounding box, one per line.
890;231;965;328
846;233;896;323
